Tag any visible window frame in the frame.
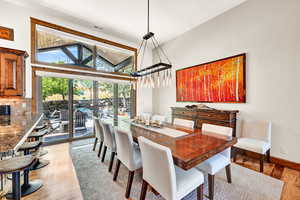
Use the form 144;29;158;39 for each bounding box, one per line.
30;17;137;79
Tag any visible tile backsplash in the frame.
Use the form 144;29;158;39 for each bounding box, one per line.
0;98;32;117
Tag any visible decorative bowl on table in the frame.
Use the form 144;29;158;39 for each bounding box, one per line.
133;116;163;128
149;120;163;128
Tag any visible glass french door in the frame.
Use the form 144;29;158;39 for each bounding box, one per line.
117;83;133;131
40;76;135;144
72;79;94;139
41;77;71;144
96;82;114;124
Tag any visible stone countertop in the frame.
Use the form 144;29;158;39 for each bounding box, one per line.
0;113;43;153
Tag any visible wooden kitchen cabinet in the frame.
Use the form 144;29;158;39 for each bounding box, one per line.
0;47;28;96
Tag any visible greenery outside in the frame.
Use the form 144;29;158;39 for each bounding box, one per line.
42;78;131;102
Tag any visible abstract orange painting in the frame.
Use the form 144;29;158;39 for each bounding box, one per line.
176;54;246;103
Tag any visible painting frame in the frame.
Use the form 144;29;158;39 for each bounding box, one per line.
0;26;14;41
176;53;246;103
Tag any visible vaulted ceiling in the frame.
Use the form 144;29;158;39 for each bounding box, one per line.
5;0;247;44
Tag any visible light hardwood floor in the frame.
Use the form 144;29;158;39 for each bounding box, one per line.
234;156;300;200
24;143;83;200
22;143;300;200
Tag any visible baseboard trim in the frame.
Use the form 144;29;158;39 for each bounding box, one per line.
270;157;300;171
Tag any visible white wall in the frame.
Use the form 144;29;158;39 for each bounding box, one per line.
0;0;152;113
153;0;300;163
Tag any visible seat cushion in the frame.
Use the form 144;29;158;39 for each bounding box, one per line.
196;153;230;175
234;138;270;154
175;166;204;199
29;129;48;138
35;124;46;131
0;155;36;174
61;121;69;125
19;141;41;151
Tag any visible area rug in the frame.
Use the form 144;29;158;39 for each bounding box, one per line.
70;140;283;200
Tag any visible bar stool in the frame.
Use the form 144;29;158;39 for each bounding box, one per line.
34;124;47;132
27;129;50;170
28;129;49;156
17;142;43;196
28;129;48;142
0;155;37;200
0;151;13;192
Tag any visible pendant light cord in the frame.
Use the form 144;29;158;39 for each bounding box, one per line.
147;0;150;33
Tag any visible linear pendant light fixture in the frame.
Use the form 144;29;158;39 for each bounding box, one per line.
131;0;172;88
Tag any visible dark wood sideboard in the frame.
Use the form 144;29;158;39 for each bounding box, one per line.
171;107;239;137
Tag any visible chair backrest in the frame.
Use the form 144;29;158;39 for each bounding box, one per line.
60;110;69;121
173;118;194;129
100;121;116;151
93;117;103;141
138;137;176;200
202;123;233;158
115;129;138;171
151;115;166;122
202;123;233;137
75;110;86;128
241;120;272;143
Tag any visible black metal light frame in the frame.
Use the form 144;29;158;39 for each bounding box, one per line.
130;0;172;78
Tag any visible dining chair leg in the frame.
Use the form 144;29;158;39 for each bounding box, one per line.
197;183;204;200
125;171;135;198
260;154;264;173
93;138;98;151
0;154;3;191
1;174;3;191
108;152;116;172
225;164;232;183
97;141;103;158
266;149;271;163
140;180;148;200
233;148;237;162
113;159;121;181
208;174;215;200
101;146;107;162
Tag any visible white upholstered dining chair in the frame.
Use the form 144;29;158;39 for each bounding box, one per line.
100;121;116;172
138;137;204;200
92;117;104;158
196;123;233;200
173;118;194;129
113;129;142;198
151;115;166;122
233;120;272;172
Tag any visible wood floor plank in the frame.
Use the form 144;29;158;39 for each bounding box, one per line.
280;168;300;200
23;143;83;200
235;155;300;200
271;164;285;180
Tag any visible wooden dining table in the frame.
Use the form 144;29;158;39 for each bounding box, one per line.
130;122;237;170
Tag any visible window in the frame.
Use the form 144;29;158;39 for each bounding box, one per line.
32;18;136;76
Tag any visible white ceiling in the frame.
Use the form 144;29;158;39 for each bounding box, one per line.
5;0;247;44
